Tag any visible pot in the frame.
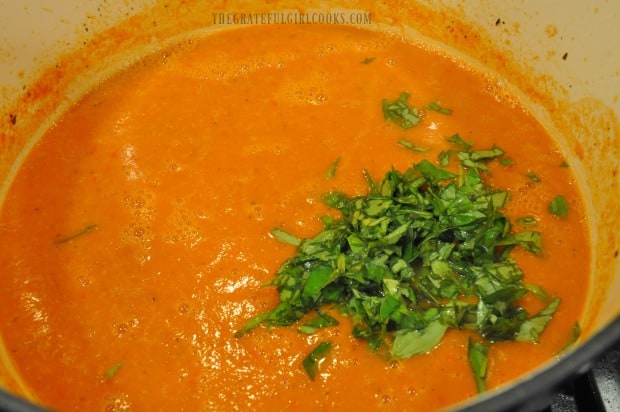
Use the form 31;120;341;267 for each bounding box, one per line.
0;1;618;411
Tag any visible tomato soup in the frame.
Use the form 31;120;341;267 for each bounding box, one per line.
0;24;589;411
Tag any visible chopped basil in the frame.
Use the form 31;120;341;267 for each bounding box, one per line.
425;100;453;115
457;147;504;171
362;169;377;194
446;133;473;151
326;156;341;178
54;224;97;245
559;321;581;353
398;139;429;153
361;57;376;64
438;150;451;166
560;160;570;168
470;147;505;160
516;216;538;227
499;158;514;166
516;298;560;342
302;341;332;380
468;339;489;393
548;195;569;218
525;284;550;301
299;311;340;334
415;159;456;182
238;141;559;388
495;231;542;255
392;321;447;359
271;228;301;246
527;172;541;183
382;92;421;129
105;362;123;379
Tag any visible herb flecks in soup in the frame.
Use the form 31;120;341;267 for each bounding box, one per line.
0;24;589;411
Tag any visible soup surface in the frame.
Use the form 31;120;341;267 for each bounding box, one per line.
0;24;589;411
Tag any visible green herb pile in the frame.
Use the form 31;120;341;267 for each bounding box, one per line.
236;93;566;390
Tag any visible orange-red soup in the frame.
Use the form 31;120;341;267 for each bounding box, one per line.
0;24;589;411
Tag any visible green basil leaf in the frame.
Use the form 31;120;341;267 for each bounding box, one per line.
415;159;456;182
379;294;402;322
549;195;569;218
362;169;378;194
271;227;301;246
425;100;453;114
303;266;334;300
468;338;489;393
446;134;473;150
302;341;332;380
382;92;421;129
391;321;448;359
299;312;340;334
525;284;550;302
470;147;504;161
398;139;430;153
105;362;123;379
515;216;538;227
559;321;581;354
323;192;348;210
516;297;561;342
527;172;541;183
496;231;542;254
326;156;341;178
438;150;452;166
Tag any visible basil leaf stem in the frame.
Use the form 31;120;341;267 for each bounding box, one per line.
54;224;97;245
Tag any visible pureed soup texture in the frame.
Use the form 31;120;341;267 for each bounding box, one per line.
0;24;589;411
